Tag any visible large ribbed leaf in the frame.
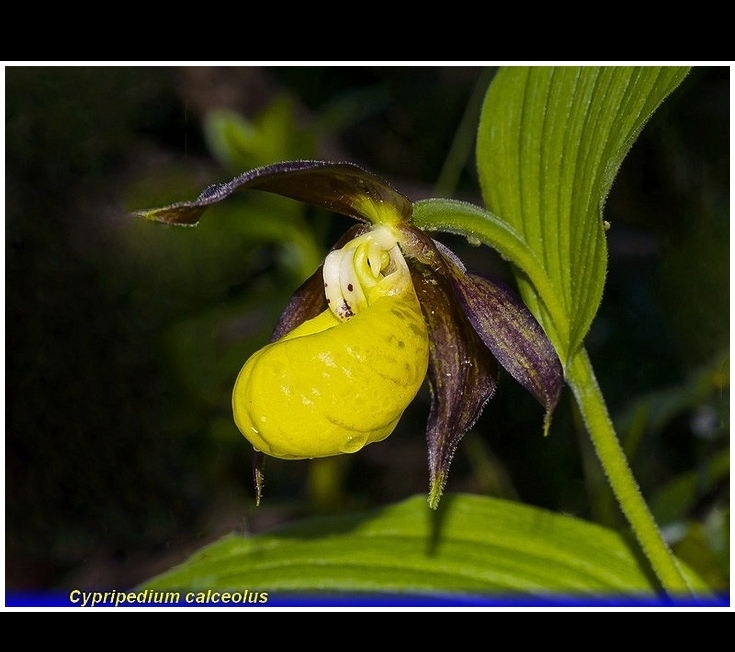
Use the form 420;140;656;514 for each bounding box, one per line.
472;66;690;366
140;494;708;602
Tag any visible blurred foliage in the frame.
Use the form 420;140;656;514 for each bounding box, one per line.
4;65;729;593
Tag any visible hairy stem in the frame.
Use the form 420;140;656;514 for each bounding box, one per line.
567;347;694;596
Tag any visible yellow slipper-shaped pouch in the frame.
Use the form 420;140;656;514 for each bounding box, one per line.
232;226;429;459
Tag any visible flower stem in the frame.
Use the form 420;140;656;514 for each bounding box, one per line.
566;347;694;596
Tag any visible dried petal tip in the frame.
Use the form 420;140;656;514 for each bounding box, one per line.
543;411;554;438
253;452;265;507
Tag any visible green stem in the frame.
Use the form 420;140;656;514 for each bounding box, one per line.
567;347;694;596
412;200;698;595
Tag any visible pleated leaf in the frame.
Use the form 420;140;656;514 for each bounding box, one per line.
140;494;708;600
473;66;690;365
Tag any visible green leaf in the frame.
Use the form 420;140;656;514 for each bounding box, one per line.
473;66;690;365
140;494;708;599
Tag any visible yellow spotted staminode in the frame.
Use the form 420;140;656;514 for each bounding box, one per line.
134;160;563;508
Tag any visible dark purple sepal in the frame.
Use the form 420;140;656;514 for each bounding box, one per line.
134;160;412;227
409;266;498;509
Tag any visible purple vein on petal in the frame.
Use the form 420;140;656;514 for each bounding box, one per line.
409;265;498;509
449;269;563;433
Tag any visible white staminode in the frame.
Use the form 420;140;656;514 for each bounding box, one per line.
322;226;410;322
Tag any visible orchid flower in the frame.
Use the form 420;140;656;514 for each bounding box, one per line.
135;161;563;508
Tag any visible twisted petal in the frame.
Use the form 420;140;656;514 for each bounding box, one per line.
134;160;412;227
436;242;563;433
408;266;499;509
399;226;562;507
400;226;500;508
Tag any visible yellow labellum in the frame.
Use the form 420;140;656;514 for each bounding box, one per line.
232;226;430;459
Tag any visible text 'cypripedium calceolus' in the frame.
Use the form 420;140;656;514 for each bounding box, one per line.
135;161;563;508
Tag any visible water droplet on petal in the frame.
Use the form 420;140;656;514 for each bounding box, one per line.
340;434;368;453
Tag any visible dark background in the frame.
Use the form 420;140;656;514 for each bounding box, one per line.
5;65;729;592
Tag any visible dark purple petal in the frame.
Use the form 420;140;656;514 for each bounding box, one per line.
409;266;498;509
134;160;412;227
440;250;563;433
